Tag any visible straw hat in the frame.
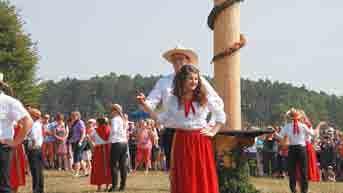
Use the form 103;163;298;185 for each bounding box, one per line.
162;45;198;65
286;108;301;120
111;103;123;116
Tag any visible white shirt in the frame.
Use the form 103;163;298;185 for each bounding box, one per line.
0;92;30;140
246;138;257;153
277;122;315;146
146;73;224;127
110;116;127;143
157;95;226;130
27;120;44;147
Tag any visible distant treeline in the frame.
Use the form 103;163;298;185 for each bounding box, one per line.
40;73;343;129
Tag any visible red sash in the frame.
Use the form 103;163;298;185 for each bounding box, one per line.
95;125;110;141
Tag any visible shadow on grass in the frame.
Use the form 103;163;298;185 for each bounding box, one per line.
80;187;169;193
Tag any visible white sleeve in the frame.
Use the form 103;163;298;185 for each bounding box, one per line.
31;122;42;141
111;118;120;133
146;78;164;110
207;94;226;125
157;97;173;124
157;111;170;124
277;126;287;138
201;76;224;110
9;99;30;122
302;124;315;136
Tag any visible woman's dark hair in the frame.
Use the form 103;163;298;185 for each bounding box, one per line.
173;65;208;107
97;117;108;126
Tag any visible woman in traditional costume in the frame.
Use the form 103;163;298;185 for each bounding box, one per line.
10;123;27;193
90;117;112;192
138;64;226;193
299;110;323;182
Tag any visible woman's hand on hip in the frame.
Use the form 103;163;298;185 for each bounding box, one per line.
200;128;216;137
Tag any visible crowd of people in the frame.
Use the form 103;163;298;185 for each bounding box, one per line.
247;121;343;182
5;103;173;193
2;45;342;193
1;45;227;193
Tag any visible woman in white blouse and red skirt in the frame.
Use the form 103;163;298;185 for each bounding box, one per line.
138;65;226;193
90;117;112;192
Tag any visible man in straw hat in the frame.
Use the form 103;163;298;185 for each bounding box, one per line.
0;72;33;193
136;46;224;170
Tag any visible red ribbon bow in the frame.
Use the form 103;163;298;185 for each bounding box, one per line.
184;99;196;118
293;119;300;135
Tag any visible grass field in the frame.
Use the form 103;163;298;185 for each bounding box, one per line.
19;171;342;193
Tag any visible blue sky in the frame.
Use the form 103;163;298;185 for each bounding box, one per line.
10;0;343;95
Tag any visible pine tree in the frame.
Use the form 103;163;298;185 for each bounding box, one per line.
0;0;43;105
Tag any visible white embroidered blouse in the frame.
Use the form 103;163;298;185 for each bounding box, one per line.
157;95;226;130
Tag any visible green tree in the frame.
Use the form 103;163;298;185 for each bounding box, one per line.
40;73;343;130
0;0;42;105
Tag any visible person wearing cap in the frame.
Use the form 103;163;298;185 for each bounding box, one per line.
275;108;323;193
26;108;44;193
108;104;128;192
136;46;224;170
0;73;33;193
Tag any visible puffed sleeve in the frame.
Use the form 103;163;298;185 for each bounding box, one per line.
156;96;174;124
201;76;224;110
9;99;30;122
146;78;165;110
157;111;170;125
201;76;224;123
276;125;288;139
302;123;315;136
207;94;226;125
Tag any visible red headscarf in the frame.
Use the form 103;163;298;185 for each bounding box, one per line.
95;125;111;141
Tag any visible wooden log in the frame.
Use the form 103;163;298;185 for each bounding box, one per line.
213;0;241;132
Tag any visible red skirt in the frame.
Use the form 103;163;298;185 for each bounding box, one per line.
306;141;320;181
10;144;26;189
171;129;219;193
296;142;321;182
90;144;112;185
136;147;151;167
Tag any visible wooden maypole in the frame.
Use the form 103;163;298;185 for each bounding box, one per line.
208;0;260;192
211;0;242;132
